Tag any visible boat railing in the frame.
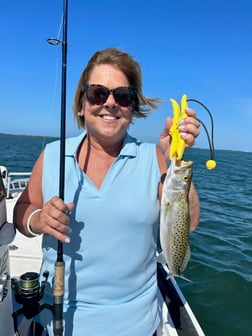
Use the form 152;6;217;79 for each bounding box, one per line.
0;166;31;199
6;172;31;198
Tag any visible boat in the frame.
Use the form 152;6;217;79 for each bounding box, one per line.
0;166;44;335
0;168;15;335
0;166;205;335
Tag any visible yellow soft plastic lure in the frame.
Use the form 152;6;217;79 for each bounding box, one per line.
169;94;188;161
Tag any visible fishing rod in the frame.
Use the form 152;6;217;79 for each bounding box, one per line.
12;2;68;335
47;0;68;335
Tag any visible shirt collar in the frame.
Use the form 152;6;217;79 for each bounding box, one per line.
65;131;140;158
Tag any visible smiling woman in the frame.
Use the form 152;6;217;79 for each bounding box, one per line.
73;47;161;129
77;63;135;150
13;47;200;336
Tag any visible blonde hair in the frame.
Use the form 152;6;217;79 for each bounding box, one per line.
73;47;161;128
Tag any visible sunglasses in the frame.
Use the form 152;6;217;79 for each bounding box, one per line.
82;84;137;107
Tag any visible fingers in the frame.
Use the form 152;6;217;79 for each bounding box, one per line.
159;117;172;154
185;107;196;118
178;108;200;147
160;117;172;138
38;197;74;243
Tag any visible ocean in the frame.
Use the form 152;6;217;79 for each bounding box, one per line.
1;133;252;335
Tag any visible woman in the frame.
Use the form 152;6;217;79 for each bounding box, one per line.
14;47;200;335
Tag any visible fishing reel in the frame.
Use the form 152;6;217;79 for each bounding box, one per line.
12;271;53;334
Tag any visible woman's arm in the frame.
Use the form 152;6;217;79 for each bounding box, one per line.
13;152;73;243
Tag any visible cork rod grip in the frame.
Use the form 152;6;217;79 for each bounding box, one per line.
53;261;65;336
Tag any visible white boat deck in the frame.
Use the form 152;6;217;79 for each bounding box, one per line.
6;187;43;279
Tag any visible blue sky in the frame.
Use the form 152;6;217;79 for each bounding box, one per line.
1;0;251;151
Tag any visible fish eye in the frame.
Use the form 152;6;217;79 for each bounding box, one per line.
183;175;189;182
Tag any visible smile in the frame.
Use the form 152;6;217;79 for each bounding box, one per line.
99;114;120;120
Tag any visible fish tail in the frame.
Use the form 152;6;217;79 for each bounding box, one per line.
166;272;192;283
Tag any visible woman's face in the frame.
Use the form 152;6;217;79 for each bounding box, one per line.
80;64;133;145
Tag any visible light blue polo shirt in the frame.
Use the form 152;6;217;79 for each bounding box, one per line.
39;132;161;335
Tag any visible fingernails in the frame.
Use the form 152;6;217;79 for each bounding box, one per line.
180;132;187;139
185;107;193;113
65;237;70;243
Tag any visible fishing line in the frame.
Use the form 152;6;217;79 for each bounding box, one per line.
40;55;60;151
47;10;64;46
187;98;216;169
40;12;64;151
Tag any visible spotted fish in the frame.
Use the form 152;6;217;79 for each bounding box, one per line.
158;157;193;281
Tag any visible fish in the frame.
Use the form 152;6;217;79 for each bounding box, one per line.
158;157;193;281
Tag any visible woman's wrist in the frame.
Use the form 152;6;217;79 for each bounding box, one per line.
26;208;42;237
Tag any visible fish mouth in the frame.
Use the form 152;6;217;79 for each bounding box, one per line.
171;157;193;169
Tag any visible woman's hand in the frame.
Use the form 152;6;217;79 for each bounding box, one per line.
159;108;200;158
29;197;74;243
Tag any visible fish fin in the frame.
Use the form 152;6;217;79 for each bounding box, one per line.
166;273;192;283
157;252;167;265
157;252;192;282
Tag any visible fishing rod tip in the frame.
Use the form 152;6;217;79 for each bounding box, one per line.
206;159;216;170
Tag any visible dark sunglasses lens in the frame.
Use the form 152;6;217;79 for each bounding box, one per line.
86;86;109;105
114;88;135;107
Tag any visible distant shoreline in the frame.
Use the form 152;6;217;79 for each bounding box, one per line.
0;133;59;140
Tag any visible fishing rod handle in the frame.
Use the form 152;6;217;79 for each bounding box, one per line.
53;261;65;336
